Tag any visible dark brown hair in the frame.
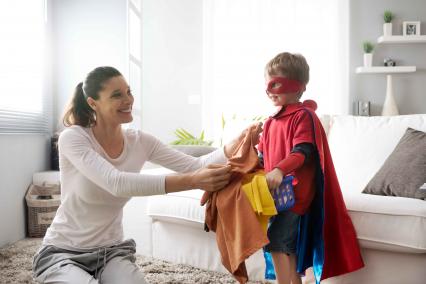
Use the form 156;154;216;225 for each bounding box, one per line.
265;52;310;85
63;66;122;127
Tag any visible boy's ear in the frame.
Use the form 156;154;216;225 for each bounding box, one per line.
297;85;306;97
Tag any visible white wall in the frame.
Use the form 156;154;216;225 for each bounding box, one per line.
350;0;426;115
141;0;426;132
51;0;128;131
141;0;203;143
49;0;204;142
0;0;53;247
49;0;426;134
0;135;49;247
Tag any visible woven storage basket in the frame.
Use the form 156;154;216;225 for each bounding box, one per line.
25;183;61;238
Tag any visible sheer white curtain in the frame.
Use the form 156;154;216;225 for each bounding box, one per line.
202;0;348;143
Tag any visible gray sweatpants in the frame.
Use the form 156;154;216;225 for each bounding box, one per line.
32;239;147;284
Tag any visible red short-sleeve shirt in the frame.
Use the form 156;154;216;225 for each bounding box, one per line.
258;103;316;215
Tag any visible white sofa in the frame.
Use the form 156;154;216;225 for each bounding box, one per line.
126;114;425;284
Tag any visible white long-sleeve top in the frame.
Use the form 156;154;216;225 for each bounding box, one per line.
43;125;226;250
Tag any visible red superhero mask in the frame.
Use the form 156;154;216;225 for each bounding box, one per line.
266;77;305;95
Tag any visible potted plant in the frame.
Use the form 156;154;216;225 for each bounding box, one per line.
363;41;374;67
171;128;213;146
170;128;216;157
383;10;393;36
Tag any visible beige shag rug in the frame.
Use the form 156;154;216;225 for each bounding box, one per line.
0;238;272;284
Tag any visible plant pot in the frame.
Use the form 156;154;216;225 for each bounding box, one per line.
364;53;373;67
171;145;217;157
383;23;392;36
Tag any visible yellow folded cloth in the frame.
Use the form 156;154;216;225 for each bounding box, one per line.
241;171;277;232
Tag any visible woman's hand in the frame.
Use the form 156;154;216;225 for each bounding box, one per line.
200;191;211;206
197;164;232;205
224;122;263;158
165;164;231;194
265;168;284;190
190;164;232;192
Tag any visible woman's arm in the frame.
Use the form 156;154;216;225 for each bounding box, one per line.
146;138;227;173
60;129;166;197
145;123;263;173
59;128;230;197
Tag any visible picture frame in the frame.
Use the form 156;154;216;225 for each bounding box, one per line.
403;21;421;36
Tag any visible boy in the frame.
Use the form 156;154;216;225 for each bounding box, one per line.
258;52;364;284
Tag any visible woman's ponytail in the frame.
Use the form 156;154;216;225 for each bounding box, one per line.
62;82;96;127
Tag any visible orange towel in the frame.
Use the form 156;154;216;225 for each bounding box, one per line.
203;125;269;284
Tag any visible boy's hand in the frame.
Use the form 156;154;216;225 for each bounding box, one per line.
224;122;263;158
266;168;284;190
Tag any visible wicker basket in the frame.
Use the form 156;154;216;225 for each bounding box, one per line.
25;183;61;238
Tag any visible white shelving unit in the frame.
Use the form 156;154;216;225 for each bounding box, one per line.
378;35;426;44
355;66;417;115
356;66;416;74
356;33;425;115
356;66;417;115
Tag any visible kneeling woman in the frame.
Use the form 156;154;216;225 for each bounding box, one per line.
32;66;261;284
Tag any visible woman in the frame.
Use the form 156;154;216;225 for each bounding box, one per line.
32;66;262;283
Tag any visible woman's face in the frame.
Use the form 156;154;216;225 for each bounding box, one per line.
88;76;134;126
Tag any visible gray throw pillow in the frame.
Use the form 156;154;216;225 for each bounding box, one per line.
363;127;426;200
171;145;217;157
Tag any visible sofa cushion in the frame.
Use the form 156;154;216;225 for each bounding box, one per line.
32;171;60;186
345;193;426;253
171;145;217;157
327;114;426;194
318;114;331;136
147;184;426;253
363;128;426;200
147;190;206;229
142;167;206;227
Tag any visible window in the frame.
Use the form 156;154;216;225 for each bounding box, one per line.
202;0;349;143
127;0;142;130
0;0;50;134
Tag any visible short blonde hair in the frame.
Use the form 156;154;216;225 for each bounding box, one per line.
265;52;310;85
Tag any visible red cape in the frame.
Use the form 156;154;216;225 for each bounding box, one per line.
262;100;364;282
300;100;364;281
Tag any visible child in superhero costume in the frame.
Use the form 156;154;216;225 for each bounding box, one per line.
258;52;364;284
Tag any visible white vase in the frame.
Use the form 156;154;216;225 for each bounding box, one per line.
382;75;399;116
364;53;373;67
383;23;392;36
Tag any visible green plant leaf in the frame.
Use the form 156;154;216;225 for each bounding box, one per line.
170;127;212;146
175;128;194;139
181;128;196;139
363;41;374;53
384;10;393;23
252;115;267;122
174;129;186;139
